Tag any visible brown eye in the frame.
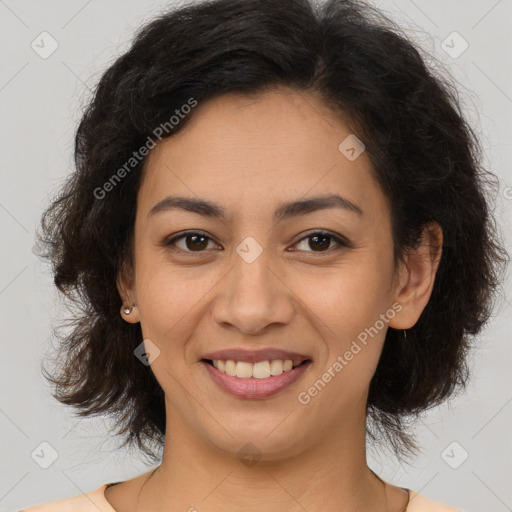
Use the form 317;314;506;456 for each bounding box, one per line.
163;230;350;255
164;231;217;253
184;234;210;251
292;231;350;254
307;233;331;251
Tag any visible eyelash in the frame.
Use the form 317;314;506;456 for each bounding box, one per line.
162;230;351;255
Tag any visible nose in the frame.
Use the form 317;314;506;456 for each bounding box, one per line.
212;248;295;335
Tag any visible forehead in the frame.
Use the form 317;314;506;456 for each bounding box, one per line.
138;88;388;223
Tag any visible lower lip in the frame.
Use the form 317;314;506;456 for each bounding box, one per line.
202;360;312;399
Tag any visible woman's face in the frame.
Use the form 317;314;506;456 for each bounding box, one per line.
119;87;429;460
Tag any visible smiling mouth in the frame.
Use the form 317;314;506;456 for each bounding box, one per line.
201;358;311;379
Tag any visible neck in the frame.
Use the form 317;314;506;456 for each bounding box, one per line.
135;401;393;512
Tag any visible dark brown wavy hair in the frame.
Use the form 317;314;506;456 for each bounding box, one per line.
37;0;509;463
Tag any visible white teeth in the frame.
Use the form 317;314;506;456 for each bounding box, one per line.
270;360;283;375
253;361;271;379
225;360;237;377
210;359;305;379
235;361;253;378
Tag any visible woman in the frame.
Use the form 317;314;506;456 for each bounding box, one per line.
21;0;508;510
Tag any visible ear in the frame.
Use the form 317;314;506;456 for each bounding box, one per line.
117;260;140;324
388;221;443;330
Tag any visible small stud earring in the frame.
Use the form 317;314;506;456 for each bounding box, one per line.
122;305;134;315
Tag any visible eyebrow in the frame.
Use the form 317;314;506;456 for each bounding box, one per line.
148;193;363;222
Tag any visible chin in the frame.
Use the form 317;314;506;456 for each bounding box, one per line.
205;423;311;464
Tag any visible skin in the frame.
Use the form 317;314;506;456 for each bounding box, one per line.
111;87;443;512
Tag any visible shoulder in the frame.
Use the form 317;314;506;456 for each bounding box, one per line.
407;489;465;512
18;484;115;512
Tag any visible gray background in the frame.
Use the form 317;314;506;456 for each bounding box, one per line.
1;1;511;511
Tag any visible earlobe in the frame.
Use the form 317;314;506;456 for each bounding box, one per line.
388;222;443;330
120;303;140;323
122;305;134;315
117;262;140;323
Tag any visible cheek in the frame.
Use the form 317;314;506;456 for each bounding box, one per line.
133;251;219;343
294;251;393;383
299;253;392;335
294;268;391;427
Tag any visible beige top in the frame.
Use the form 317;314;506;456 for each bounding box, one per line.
19;482;463;512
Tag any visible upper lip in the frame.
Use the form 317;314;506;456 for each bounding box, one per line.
201;348;312;364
